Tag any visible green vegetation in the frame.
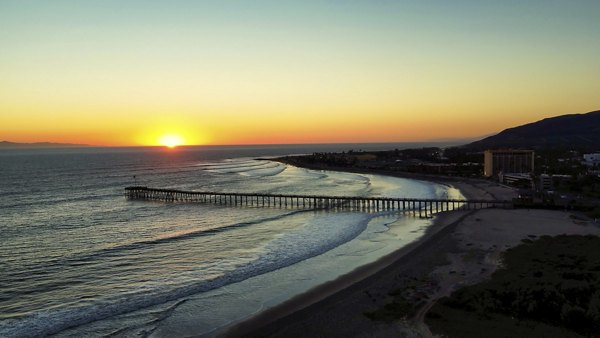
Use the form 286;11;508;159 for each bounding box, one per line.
285;146;484;177
364;297;416;322
534;149;587;176
427;235;600;337
588;206;600;219
363;277;432;322
564;175;600;199
427;304;585;338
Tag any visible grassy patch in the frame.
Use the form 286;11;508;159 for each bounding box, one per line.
427;303;585;338
587;206;600;219
427;235;600;337
364;296;416;322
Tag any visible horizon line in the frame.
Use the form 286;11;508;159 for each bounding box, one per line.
0;139;475;149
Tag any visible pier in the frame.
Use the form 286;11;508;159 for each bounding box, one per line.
125;186;511;217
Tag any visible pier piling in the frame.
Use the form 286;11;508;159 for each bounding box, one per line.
125;186;511;215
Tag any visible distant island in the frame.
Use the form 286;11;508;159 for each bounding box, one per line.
0;141;91;149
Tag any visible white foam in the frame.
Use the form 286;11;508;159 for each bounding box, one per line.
0;212;371;337
1;159;454;337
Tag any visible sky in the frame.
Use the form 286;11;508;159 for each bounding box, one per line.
1;1;599;146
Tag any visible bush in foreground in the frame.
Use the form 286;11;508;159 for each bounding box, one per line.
428;235;600;337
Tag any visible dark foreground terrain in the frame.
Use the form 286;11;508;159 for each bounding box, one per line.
427;235;600;337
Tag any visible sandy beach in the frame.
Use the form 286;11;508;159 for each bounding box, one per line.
221;166;600;337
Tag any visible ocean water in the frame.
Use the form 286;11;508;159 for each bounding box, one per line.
0;144;462;337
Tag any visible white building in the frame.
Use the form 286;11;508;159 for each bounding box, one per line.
583;153;600;166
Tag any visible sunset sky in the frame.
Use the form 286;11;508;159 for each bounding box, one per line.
1;1;599;146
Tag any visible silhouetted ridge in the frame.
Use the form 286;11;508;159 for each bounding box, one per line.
466;110;600;150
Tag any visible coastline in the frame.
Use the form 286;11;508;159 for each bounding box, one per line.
219;160;515;337
220;210;474;338
270;157;517;201
221;159;599;337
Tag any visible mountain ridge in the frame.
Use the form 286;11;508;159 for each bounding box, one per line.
466;110;600;151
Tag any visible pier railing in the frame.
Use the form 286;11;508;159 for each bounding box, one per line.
125;186;511;217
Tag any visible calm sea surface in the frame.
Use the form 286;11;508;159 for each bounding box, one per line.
0;144;462;337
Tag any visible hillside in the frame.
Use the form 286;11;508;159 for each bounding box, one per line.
466;110;600;150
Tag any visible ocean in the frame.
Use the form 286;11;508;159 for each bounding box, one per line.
0;143;463;337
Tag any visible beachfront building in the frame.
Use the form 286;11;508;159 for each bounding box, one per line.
540;174;553;191
539;174;573;191
500;173;534;188
484;149;535;178
583;153;600;166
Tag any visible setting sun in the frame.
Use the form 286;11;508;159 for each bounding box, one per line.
158;134;184;148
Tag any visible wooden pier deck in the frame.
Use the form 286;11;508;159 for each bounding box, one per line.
125;186;511;217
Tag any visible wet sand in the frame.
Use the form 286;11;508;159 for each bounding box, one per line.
220;164;599;337
220;210;473;338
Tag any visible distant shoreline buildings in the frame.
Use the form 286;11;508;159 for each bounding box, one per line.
583;153;600;167
484;149;535;178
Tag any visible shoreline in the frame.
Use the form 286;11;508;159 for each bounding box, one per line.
221;210;474;337
271;157;517;201
219;160;516;337
221;159;599;337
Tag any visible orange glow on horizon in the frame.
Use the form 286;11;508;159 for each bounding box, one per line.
1;107;596;147
1;2;599;147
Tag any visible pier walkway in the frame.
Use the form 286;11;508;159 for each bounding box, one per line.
125;186;511;217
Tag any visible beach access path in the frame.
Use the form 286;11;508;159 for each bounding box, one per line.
221;164;600;337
